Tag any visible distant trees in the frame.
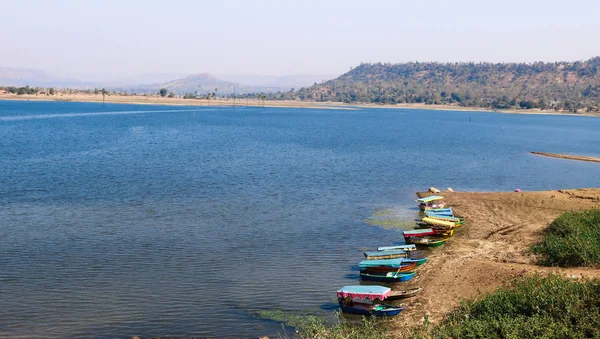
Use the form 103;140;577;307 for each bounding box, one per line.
168;92;175;98
48;88;55;95
159;88;168;97
2;86;36;95
284;57;600;112
519;100;536;109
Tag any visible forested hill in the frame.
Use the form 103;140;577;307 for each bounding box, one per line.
294;57;600;112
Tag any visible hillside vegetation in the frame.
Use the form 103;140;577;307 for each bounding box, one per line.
291;57;600;112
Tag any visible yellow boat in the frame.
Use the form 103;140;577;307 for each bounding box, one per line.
425;215;465;226
422;217;460;229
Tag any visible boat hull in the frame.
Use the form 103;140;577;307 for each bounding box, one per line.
339;302;404;317
361;262;417;273
406;237;448;247
387;287;423;300
426;214;465;224
364;250;408;260
421;217;460;228
360;271;416;282
377;244;416;251
404;257;428;266
419;203;447;211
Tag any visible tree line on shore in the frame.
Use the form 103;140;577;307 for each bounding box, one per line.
244;57;600;113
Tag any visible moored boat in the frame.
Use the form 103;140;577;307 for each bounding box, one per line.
424;213;464;224
432;228;454;236
424;208;454;217
364;249;408;260
387;287;423;300
406;236;448;247
421;217;460;228
361;262;417;273
336;286;404;317
403;228;435;237
377;244;417;251
416;196;446;210
360;270;416;282
402;257;428;266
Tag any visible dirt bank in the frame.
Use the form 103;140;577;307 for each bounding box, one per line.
391;188;600;331
532;152;600;163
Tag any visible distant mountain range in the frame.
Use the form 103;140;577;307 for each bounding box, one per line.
0;67;66;86
0;67;336;95
216;74;336;89
115;73;287;95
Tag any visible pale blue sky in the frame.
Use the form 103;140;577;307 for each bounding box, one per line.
1;0;599;80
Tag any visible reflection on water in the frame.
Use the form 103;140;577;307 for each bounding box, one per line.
1;100;599;338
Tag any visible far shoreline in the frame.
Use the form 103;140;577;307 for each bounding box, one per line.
1;93;599;117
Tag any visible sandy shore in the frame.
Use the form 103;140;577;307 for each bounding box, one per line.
390;188;600;332
0;93;352;110
532;152;600;163
1;93;599;117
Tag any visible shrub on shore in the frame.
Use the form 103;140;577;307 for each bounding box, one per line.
429;274;600;338
531;209;600;267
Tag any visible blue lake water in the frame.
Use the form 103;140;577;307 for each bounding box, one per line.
1;100;599;338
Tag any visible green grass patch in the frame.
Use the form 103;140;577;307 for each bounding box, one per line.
531;209;600;267
430;274;600;339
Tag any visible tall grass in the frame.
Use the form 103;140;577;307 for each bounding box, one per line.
431;275;600;338
532;209;600;267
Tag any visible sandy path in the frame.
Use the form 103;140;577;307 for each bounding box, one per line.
391;189;600;330
532;152;600;163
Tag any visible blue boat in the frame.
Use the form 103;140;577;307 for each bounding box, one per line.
415;196;445;203
377;244;417;251
339;302;404;317
425;212;465;223
336;286;404;317
339;300;404;317
425;208;454;216
360;271;416;282
358;258;411;268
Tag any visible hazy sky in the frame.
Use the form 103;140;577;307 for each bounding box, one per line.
1;0;599;80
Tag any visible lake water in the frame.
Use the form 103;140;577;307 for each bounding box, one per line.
1;100;599;338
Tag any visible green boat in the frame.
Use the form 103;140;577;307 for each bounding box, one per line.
406;236;448;247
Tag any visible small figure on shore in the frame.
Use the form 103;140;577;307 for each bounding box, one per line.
515;188;522;192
